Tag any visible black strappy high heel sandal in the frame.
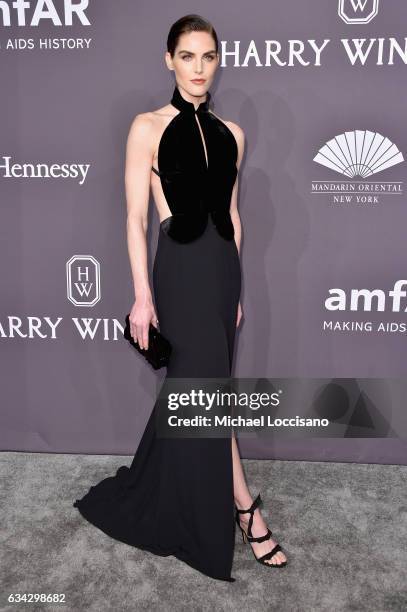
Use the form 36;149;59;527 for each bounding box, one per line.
235;493;287;568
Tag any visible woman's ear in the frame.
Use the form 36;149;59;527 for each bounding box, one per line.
165;51;174;71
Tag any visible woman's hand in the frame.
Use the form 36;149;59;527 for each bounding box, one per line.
236;300;243;327
129;299;159;350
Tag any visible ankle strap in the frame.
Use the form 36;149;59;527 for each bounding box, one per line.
235;493;262;538
236;493;262;515
247;526;272;543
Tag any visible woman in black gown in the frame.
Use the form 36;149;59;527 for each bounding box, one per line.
73;14;287;581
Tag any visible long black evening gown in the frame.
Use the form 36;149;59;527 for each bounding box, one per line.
73;85;241;582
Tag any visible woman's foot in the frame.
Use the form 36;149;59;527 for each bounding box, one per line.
236;500;287;566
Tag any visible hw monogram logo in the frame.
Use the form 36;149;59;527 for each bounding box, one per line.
338;0;379;24
66;255;101;306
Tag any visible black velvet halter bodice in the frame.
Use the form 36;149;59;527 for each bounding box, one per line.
152;85;238;243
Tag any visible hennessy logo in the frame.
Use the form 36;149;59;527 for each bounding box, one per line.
338;0;379;24
66;255;101;306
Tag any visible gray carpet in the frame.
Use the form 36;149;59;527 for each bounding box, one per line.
1;451;406;612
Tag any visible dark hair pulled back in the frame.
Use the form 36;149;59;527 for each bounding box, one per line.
167;14;219;57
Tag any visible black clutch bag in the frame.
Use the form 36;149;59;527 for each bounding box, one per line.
123;314;172;370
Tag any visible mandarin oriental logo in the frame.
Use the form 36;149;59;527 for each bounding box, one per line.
311;129;404;206
313;130;404;178
338;0;379;24
66;255;100;306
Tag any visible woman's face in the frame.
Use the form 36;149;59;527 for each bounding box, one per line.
166;30;219;99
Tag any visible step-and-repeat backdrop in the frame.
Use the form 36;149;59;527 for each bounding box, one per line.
1;1;406;463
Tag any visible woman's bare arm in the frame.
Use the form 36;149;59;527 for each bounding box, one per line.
227;121;245;327
125;113;158;350
227;122;245;255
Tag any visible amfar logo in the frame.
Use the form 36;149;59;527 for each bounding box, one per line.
325;280;407;312
66;255;100;307
338;0;379;25
0;0;90;26
313;130;404;179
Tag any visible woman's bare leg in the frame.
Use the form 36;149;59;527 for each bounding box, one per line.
232;431;287;565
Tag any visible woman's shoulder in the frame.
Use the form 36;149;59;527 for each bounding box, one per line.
127;105;177;144
127;112;154;144
130;104;175;129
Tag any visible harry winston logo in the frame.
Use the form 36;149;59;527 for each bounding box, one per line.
66;255;101;306
338;0;379;25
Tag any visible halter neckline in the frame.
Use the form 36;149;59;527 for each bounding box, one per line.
170;85;211;115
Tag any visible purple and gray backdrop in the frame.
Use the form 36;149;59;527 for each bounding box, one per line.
1;1;406;464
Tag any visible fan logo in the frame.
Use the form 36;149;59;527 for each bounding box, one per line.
311;130;404;206
66;255;100;306
338;0;379;25
313;130;404;179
